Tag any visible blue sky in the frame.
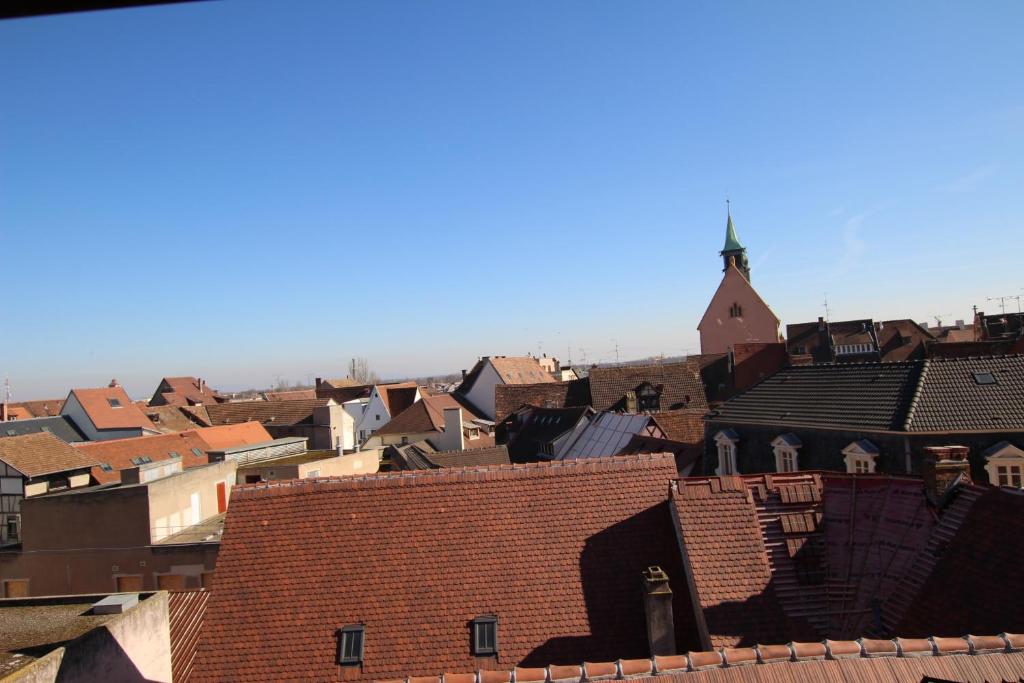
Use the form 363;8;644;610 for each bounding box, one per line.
2;1;1022;399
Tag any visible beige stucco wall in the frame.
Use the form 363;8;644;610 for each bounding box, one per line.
362;431;436;451
297;452;379;478
149;460;236;542
698;267;781;355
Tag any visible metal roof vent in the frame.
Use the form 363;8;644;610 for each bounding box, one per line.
92;593;139;615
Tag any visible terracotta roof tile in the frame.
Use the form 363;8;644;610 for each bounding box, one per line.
375;394;485;437
169;589;210;683
67;386;158;432
5;399;65;418
192;422;273;450
262;389;317;401
0;432;98;478
191;454;684;681
649;410;705;444
150;377;225;407
203;399;328;427
494;379;591;422
74;430;214;484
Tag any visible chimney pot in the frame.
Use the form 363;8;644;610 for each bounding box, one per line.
922;446;972;502
461;369;467;380
641;566;676;657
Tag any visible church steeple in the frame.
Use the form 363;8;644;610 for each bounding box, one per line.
720;200;751;281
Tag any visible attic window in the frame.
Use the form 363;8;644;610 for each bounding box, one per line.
472;616;498;656
337;625;365;665
99;463;113;472
973;372;997;385
107;398;122;408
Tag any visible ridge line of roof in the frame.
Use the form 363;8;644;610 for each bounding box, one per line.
903;358;930;431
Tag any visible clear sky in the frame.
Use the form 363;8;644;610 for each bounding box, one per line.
2;1;1023;399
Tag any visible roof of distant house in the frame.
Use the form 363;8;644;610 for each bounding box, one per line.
392;441;511;470
502;405;592;462
74;430;214;484
190;454;684;681
203;399;329;427
150;376;224;407
494;378;591;422
4;399;65;419
907;355;1024;432
192;422;273;450
650;409;705;444
262;389;317;401
141;404;211;434
65;386;158;433
458;356;557;398
0;432;98;478
588;362;708;412
375;382;419;416
374;393;484;437
0;415;85;442
874;319;934;362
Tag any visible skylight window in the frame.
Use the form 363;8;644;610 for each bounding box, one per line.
337;625;365;665
99;463;113;472
107;398;122;408
973;372;997;385
472;616;498;656
191;447;204;457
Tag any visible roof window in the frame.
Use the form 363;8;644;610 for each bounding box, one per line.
107;398;122;408
472;616;498;656
191;447;204;457
973;372;997;385
168;451;179;459
99;463;113;472
130;456;153;466
336;624;365;665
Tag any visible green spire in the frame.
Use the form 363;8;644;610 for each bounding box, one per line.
722;203;744;253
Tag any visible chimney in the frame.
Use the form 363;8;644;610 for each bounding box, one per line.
921;446;972;502
315;377;323;390
817;316;826;331
439;407;465;452
198;378;205;394
0;402;7;422
109;378;120;388
641;566;676;657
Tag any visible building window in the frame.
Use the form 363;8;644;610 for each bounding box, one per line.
984;442;1024;488
99;463;113;472
472;616;498;656
842;440;879;474
771;434;802;473
169;451;180;459
107;398;122;408
375;414;380;421
337;625;365;665
729;303;743;318
191;448;204;457
714;430;739;476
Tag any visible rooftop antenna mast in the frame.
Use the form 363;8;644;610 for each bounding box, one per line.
3;377;9;422
932;314;951;328
986;295;1022;315
823;293;832;322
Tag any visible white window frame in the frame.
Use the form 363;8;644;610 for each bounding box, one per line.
842;440;878;474
771;434;802;473
714;431;739;476
984;442;1024;489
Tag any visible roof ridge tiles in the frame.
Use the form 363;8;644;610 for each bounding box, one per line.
231;452;677;499
371;633;1023;682
902;358;930;430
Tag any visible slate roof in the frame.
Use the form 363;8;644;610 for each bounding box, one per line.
191;454;686;681
0;416;85;442
74;430;214;484
203;399;329;427
494;378;591;422
588;362;708;412
907;355;1024;432
0;432;98;478
709;361;924;431
373;394;483;437
66;386;158;433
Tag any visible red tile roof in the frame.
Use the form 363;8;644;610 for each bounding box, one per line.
372;634;1024;683
149;377;225;407
192;454;687;681
169;589;210;683
650;410;705;444
67;386;158;432
262;389;317;401
5;399;65;418
192;422;273;451
494;378;591;422
0;432;98;478
489;357;558;384
203;399;329;427
75;430;214;484
374;394;484;437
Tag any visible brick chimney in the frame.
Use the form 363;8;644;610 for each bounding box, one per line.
921;446;972;502
817;316;826;331
641;566;676;657
108;378;120;388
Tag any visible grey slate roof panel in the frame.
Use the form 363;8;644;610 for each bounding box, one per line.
906;355;1024;432
0;416;86;442
710;361;924;431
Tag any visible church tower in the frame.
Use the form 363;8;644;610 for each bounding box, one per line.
721;203;750;281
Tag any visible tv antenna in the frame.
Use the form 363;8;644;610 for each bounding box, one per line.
932;314;951;328
987;295;1022;315
823;293;832;322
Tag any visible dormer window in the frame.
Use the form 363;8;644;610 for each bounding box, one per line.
983;441;1024;488
472;616;498;656
842;440;879;474
714;430;740;475
337;624;365;665
771;433;802;473
107;398;122;408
